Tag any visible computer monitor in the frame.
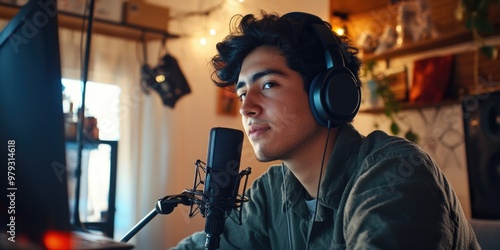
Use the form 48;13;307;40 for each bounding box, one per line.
0;0;71;247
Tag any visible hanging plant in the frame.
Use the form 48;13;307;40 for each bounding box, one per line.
362;61;419;143
456;0;500;87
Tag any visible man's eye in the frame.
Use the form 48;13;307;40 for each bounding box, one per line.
238;93;246;101
263;82;276;89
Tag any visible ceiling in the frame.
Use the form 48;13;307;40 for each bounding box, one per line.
330;0;390;14
147;0;393;17
145;0;222;13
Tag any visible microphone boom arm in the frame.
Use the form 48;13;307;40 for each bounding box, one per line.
119;159;252;244
120;192;195;243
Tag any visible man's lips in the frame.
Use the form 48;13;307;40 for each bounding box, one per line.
248;124;270;138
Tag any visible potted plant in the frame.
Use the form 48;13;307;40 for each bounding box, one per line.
362;60;419;143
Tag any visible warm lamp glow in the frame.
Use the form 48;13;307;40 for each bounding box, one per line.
334;27;345;36
209;28;216;36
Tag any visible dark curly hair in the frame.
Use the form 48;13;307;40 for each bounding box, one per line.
210;11;362;92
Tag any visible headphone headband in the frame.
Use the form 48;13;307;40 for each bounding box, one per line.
311;23;344;70
282;12;361;128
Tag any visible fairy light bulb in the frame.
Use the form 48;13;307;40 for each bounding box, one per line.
200;37;207;45
209;28;216;36
334;27;345;36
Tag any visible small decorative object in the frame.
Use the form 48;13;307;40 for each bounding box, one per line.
361;61;419;143
361;61;383;109
84;116;99;140
367;79;383;108
64;116;99;140
374;25;398;54
409;55;454;104
384;66;408;102
361;63;408;107
356;32;379;55
396;0;436;47
217;88;239;116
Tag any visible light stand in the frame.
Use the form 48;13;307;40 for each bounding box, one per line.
73;0;96;229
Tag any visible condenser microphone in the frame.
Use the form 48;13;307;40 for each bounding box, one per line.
202;127;244;250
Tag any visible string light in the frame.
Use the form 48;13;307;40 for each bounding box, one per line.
334;27;345;36
200;37;207;45
209;28;216;36
193;0;245;46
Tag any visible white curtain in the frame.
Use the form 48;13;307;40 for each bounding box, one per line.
58;28;172;249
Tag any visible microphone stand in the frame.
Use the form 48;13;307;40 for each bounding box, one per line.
120;192;195;242
119;161;252;247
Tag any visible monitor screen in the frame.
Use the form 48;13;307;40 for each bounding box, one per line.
0;0;71;247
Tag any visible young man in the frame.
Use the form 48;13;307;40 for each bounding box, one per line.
174;11;479;249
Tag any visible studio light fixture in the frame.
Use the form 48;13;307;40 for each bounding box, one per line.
141;53;191;108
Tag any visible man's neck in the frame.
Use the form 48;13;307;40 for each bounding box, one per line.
283;126;339;199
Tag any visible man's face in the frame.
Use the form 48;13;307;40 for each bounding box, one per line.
236;46;322;162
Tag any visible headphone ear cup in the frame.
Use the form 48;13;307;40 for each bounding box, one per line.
309;73;330;127
309;66;361;127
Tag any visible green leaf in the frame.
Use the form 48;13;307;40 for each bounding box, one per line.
475;17;495;33
390;121;400;135
480;46;498;59
404;130;419;143
466;15;495;33
477;0;490;17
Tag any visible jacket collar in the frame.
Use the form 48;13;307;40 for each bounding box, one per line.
280;124;364;217
319;123;363;210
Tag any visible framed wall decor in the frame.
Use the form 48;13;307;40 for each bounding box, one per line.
385;66;409;102
216;88;239;116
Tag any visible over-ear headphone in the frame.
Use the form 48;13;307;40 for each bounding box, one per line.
282;12;361;128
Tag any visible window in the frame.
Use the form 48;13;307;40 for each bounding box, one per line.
62;79;121;234
62;78;121;141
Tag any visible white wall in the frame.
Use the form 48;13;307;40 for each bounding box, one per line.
353;106;472;217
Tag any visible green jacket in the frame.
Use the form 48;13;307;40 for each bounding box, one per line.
174;124;480;249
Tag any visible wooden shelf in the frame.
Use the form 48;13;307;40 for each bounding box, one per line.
362;26;500;63
330;0;388;14
333;1;500;63
0;3;180;41
331;0;500;116
359;99;459;114
362;28;473;62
